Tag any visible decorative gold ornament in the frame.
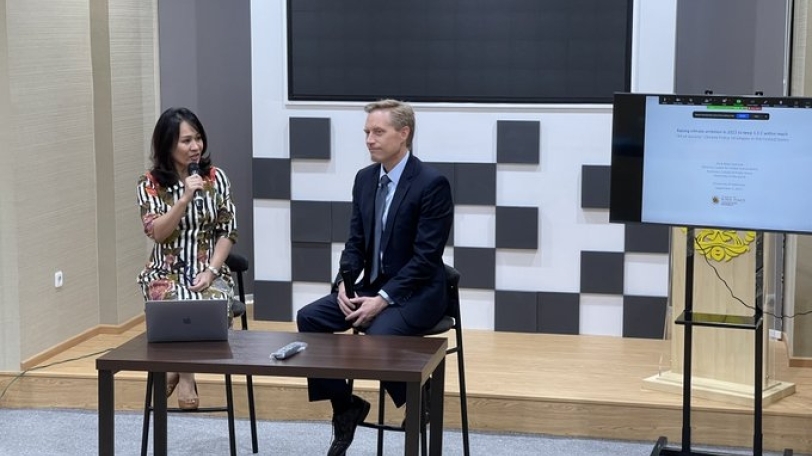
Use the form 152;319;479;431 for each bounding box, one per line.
681;228;756;262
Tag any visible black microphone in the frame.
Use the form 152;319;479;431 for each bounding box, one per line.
341;268;355;298
187;162;204;211
339;257;355;298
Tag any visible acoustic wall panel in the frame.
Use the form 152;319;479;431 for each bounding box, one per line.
289;117;331;159
538;292;580;335
291;242;332;282
495;206;538;249
622;296;668;339
580;251;625;295
624;223;670;254
253;281;292;321
455;163;496;206
290;201;332;243
581;164;611;209
496;120;540;164
252;158;290;200
330;201;352;243
495;290;537;333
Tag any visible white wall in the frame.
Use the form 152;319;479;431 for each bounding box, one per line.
250;0;677;334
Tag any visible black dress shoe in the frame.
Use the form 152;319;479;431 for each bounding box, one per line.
328;395;371;456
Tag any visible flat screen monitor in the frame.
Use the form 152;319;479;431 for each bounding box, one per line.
610;92;812;234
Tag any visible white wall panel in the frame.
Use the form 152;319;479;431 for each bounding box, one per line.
454;206;496;248
459;289;496;331
579;294;624;337
253;201;290;281
624;253;670;297
413;111;496;163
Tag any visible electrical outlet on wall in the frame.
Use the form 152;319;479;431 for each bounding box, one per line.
54;270;63;288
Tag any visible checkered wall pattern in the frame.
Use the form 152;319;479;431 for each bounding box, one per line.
253;118;669;339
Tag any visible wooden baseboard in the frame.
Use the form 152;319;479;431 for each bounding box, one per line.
21;314;145;370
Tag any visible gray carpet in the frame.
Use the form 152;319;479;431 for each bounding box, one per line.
0;408;790;455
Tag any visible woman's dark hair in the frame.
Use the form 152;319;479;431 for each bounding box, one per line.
149;107;212;187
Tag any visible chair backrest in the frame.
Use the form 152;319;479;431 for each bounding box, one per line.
444;264;462;327
225;252;250;329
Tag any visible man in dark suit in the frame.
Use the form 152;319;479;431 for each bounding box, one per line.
297;99;454;456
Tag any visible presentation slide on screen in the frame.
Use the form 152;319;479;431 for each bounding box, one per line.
641;96;812;232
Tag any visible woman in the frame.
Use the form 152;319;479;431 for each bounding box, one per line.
136;107;238;410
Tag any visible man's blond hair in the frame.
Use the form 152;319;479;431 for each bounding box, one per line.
364;99;415;150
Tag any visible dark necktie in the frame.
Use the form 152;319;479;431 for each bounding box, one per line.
370;174;391;282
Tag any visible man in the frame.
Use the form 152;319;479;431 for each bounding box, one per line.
297;99;454;456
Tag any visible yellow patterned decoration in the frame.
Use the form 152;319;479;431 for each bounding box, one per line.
681;228;757;262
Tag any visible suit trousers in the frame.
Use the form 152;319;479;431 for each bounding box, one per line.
296;291;418;407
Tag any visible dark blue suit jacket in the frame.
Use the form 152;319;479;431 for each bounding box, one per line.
340;154;453;329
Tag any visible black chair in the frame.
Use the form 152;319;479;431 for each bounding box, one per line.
140;252;258;456
357;264;470;456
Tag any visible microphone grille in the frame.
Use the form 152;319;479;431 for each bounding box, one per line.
187;162;200;175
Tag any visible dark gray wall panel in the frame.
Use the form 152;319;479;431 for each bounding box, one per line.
159;0;254;292
455;163;496;206
538;292;580;335
252;158;290;200
158;0;198;112
580;251;624;294
428;162;456;202
195;0;254;286
495;291;537;333
331;201;352;243
454;247;495;289
496;206;538;250
427;162;456;247
581;165;611;209
290;117;331;159
496;120;540;164
291;201;332;243
291;242;332;282
624;223;670;254
622;296;668;339
253;280;292;321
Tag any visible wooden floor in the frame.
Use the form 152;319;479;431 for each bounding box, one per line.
2;316;812;454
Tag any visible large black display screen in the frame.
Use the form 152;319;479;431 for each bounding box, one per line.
287;0;632;103
610;93;812;234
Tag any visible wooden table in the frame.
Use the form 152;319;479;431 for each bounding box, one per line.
96;330;447;455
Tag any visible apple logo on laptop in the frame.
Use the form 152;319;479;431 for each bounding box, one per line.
183;317;192;324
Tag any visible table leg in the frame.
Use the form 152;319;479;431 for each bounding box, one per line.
429;358;446;456
404;380;420;455
153;372;167;456
98;369;114;455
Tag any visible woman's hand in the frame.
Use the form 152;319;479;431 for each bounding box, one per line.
182;173;205;204
189;269;216;292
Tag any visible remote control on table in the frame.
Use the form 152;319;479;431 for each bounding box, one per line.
271;341;308;360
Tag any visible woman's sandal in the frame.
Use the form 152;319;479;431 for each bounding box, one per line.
177;381;199;410
165;372;180;398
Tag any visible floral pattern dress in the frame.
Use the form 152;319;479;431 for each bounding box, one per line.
137;166;238;303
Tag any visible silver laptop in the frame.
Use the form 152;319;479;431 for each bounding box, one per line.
144;299;229;343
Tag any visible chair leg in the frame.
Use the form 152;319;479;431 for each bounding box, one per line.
246;374;258;453
376;385;386;456
421;422;428;456
225;375;237;456
141;372;154;456
457;344;470;456
421;382;428;455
